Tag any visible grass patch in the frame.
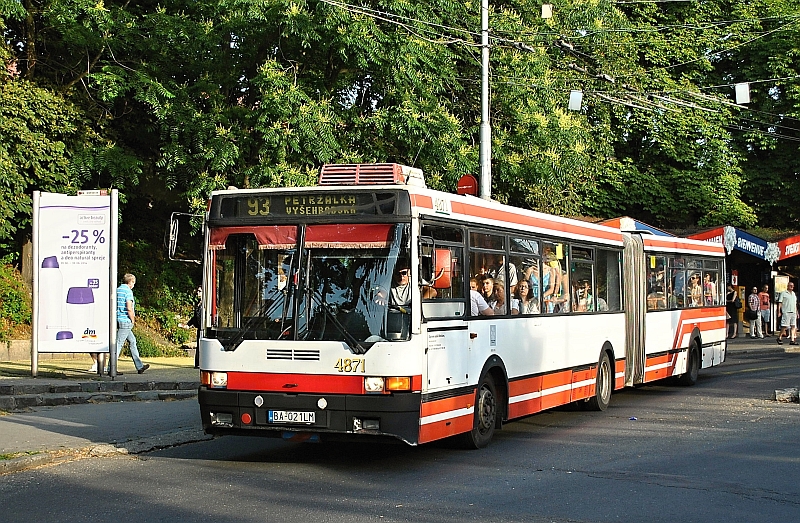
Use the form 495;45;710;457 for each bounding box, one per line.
0;451;41;461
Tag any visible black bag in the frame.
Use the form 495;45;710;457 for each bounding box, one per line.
745;309;758;320
734;296;742;309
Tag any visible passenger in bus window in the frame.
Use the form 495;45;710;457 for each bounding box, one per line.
521;260;540;300
596;295;608;311
646;290;666;310
703;273;716;305
541;255;561;313
688;272;703;307
476;253;495;278
575;280;592;312
470;289;494;316
492;282;508;314
648;265;665;293
491;255;518;295
480;275;496;305
513;280;539;314
470;277;479;291
551;269;570;313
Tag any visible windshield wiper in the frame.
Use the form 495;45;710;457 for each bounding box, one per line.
278;225;305;339
309;291;376;355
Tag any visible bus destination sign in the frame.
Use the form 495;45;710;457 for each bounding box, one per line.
217;191;402;220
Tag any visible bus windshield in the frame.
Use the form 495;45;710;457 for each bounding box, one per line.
212;223;411;350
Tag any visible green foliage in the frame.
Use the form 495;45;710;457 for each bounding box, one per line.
0;264;31;342
0;0;798;266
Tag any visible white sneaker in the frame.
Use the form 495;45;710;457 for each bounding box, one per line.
88;362;97;372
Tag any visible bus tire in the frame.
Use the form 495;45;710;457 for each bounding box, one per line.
462;373;498;449
678;343;699;386
585;351;611;411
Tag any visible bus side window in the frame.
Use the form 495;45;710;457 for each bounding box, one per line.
647;256;666;311
597;249;621;311
421;242;465;318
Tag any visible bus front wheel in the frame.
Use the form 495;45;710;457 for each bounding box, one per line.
462;373;497;449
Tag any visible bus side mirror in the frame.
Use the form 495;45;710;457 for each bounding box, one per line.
166;212;203;264
432;249;451;289
167;214;179;259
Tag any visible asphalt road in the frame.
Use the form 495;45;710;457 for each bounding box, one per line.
2;349;799;523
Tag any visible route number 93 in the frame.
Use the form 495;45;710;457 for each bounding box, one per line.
334;358;365;373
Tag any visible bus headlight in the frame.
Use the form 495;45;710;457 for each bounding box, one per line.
364;377;384;392
201;371;228;389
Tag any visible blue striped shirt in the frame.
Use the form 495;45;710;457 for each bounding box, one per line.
117;284;134;322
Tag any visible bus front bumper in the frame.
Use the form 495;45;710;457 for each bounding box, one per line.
198;387;422;445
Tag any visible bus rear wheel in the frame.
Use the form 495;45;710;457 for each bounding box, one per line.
585;352;611;411
678;343;699;386
461;374;497;449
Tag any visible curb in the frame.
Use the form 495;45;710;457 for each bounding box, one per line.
0;428;212;476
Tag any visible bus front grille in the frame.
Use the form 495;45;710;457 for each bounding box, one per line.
266;349;320;361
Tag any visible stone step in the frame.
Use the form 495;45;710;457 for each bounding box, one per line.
0;381;199;411
774;387;799;403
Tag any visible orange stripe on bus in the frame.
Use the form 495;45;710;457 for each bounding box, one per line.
418;413;474;444
642;237;725;255
643;351;685;383
670;309;726;350
410;193;621;243
615;359;626;390
451;201;622;243
420;391;475;417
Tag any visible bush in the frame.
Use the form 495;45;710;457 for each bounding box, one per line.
119;325;187;358
0;265;31;342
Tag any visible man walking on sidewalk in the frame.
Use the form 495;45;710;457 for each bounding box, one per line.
776;282;797;345
112;273;150;374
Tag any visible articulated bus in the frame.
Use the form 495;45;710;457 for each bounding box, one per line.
192;163;726;447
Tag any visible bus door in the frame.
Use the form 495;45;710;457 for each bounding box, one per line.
425;321;470;390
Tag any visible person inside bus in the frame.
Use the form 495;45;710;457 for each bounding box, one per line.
550;269;570;313
389;266;412;307
521;260;540;300
703;273;716;305
470;289;494;316
541;254;562;313
492;281;510;314
470;277;479;291
490;255;518;295
574;279;592;312
480;275;496;305
688;272;703;307
513;280;539;314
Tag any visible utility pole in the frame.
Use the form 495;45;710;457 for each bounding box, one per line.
479;0;491;200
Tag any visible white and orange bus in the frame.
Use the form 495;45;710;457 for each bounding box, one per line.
191;163;726;447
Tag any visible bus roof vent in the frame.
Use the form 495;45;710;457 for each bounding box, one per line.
319;163;426;188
